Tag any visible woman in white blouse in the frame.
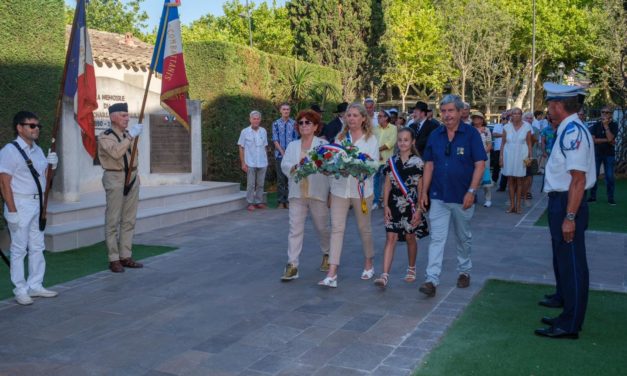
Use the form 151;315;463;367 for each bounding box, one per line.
280;110;331;281
319;103;380;288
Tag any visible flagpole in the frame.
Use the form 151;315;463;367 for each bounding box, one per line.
124;4;171;195
40;1;81;230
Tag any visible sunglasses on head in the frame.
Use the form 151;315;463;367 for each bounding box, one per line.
298;120;313;126
20;123;42;129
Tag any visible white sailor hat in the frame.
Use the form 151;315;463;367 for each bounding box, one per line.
543;82;586;101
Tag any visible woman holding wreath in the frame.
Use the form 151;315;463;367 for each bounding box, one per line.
319;103;380;288
280;110;331;281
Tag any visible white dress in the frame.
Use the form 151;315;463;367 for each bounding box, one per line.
502;122;531;177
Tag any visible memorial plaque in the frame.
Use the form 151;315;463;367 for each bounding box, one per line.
150;114;191;173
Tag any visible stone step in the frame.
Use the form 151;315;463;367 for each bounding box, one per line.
44;190;247;252
46;182;240;226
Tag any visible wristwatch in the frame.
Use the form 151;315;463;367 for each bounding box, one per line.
467;188;476;195
565;212;576;221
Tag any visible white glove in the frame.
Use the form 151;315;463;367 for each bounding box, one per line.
128;123;144;138
4;211;19;233
47;150;58;170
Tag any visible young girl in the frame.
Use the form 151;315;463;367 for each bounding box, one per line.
374;128;428;288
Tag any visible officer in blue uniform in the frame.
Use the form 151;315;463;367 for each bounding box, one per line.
535;83;596;339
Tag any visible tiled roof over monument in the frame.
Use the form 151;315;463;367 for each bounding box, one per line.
66;26;153;71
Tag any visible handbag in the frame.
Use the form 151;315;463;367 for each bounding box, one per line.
525;158;539;175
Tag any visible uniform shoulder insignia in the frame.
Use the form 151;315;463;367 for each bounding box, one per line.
559;120;590;156
103;129;114;135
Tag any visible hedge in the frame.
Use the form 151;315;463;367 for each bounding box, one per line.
0;0;65;149
185;40;343;185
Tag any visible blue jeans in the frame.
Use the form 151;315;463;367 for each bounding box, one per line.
373;165;385;204
590;155;615;200
425;199;474;285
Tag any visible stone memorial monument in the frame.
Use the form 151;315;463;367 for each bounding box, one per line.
14;29;247;252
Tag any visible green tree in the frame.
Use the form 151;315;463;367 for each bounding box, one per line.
586;0;626;172
289;0;371;100
435;0;499;102
182;1;293;56
468;4;514;115
500;0;598;109
360;0;391;99
383;0;449;112
65;0;148;37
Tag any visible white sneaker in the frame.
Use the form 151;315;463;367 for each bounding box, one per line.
15;294;34;305
372;203;379;210
484;201;492;208
28;287;58;298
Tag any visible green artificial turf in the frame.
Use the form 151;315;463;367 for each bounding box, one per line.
535;178;626;233
0;242;176;300
414;280;627;376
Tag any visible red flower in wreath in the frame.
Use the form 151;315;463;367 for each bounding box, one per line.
315;160;323;167
323;152;333;160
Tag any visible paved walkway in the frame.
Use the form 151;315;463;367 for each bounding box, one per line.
1;180;625;376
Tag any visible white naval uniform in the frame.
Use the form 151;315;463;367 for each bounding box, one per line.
544;113;596;192
0;137;49;297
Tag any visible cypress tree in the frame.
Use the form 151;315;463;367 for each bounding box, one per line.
288;0;370;100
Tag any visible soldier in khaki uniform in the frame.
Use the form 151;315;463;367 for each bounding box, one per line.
98;103;144;273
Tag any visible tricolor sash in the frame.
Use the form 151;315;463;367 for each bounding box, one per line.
388;156;416;214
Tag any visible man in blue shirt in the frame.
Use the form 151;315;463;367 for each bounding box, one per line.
272;103;297;209
419;95;487;297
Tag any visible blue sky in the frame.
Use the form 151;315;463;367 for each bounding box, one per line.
65;0;286;31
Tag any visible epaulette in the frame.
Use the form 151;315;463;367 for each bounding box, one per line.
103;129;114;135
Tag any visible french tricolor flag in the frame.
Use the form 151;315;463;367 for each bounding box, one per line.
151;0;190;131
64;0;98;159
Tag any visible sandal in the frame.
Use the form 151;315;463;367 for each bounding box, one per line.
318;275;337;288
374;273;389;288
361;268;375;280
404;266;416;283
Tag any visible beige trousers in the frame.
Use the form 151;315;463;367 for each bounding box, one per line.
328;194;375;266
103;171;139;262
287;197;330;266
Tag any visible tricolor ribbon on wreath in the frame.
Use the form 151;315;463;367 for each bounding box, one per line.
345;132;369;214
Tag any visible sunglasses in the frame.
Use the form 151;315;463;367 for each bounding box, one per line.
298;120;313;126
20;123;42;129
445;141;451;156
601;111;611;114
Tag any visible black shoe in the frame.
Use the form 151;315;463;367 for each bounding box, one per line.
587;197;596;202
538;298;563;308
541;316;558;326
534;326;578;339
609;199;616;206
419;282;436;297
